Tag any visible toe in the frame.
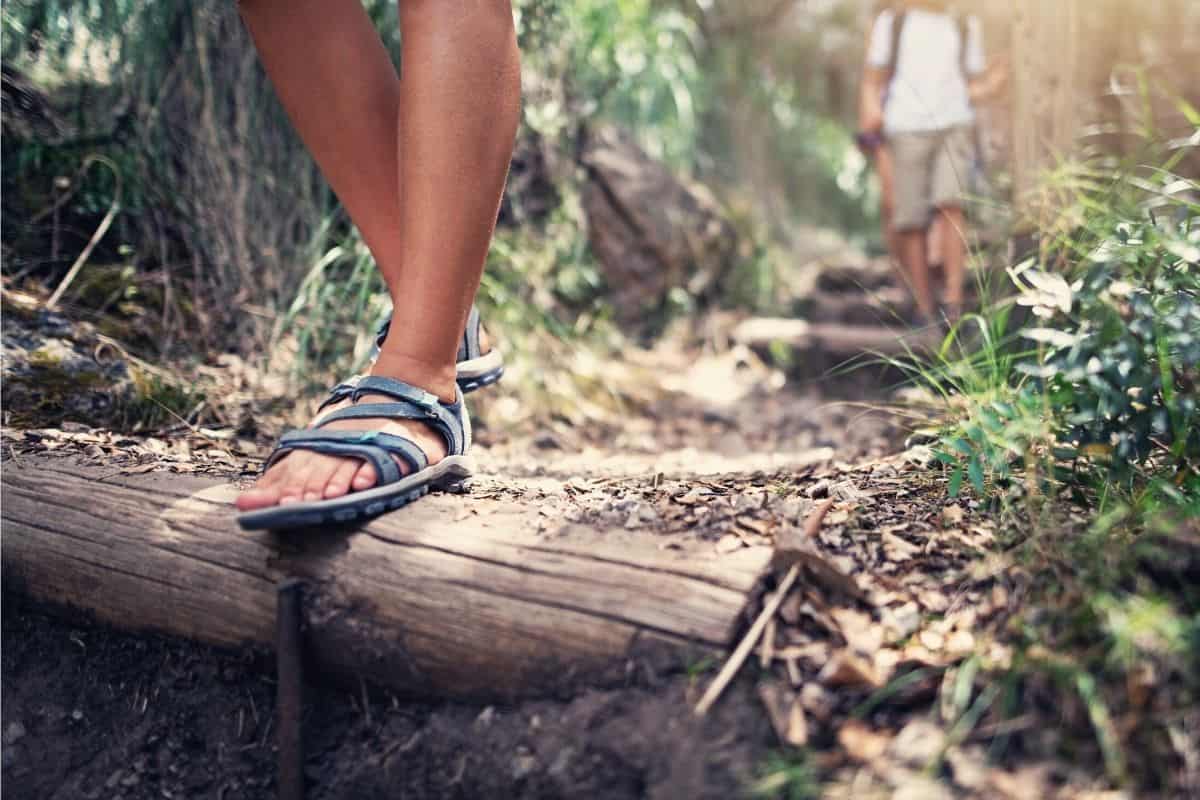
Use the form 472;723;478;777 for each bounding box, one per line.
302;456;338;502
351;461;378;491
324;460;359;499
278;463;315;505
236;485;282;511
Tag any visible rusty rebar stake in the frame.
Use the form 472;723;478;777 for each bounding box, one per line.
277;579;305;800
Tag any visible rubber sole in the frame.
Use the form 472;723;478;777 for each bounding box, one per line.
236;455;476;532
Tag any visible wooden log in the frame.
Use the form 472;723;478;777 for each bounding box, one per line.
1;455;771;700
732;317;935;357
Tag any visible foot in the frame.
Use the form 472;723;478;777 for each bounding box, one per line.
235;364;452;512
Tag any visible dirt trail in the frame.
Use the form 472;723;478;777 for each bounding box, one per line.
0;337;921;800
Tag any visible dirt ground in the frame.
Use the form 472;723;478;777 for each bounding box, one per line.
1;346;907;800
2;597;776;800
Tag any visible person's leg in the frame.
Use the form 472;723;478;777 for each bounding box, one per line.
937;205;967;320
238;0;406;275
889;132;938;322
931;126;976;321
237;0;520;511
874;145;905;281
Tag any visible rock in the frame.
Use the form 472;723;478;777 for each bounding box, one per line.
580;126;738;325
511;749;538;780
889;718;946;768
2;722;26;746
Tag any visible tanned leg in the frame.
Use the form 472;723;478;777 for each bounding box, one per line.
237;0;520;510
899;228;936;323
937;205;967;321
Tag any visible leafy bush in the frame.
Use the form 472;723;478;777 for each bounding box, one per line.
936;186;1199;500
1013;216;1199;469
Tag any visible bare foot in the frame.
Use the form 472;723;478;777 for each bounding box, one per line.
235;367;452;512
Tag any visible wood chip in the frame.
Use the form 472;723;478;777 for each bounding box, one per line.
758;682;808;747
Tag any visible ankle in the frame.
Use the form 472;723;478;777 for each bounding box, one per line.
371;349;457;404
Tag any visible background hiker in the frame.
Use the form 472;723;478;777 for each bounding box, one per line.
859;0;990;324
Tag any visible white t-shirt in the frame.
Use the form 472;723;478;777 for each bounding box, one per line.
867;8;985;134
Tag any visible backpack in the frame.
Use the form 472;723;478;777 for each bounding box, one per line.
886;9;972;80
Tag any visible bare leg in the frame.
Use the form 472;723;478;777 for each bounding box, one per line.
937;205;967;320
875;146;904;280
238;0;406;275
899;228;936;323
237;0;520;510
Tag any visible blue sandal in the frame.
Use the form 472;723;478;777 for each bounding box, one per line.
237;376;474;531
375;305;504;393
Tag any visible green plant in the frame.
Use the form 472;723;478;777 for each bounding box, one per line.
748;753;820;800
933;179;1199;502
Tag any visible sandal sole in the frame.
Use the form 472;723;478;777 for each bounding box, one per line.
236;455;476;532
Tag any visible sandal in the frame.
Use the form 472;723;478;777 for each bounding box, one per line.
374;305;504;394
237;376;474;531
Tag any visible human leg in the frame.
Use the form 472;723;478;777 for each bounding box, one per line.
237;0;520;512
889;131;938;321
931;126;976;320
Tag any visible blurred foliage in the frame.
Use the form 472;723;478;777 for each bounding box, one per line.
2;0;880;375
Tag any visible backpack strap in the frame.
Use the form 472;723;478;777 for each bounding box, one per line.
886;10;907;78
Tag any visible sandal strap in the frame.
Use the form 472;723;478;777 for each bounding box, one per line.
318;377;362;412
276;430;428;474
265;434;407;485
316;376;468;455
459;305;482;361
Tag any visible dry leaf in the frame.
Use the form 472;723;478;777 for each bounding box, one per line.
918;590;950;613
941;505;965;526
918;630;945;651
716;533;743;554
831;607;883;656
800;683;835;721
757;682;807;747
819;652;881;689
945;630;975;657
882;602;922;642
889;718;946;768
837;720;891;762
882;532;920;561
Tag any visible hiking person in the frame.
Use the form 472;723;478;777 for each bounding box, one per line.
858;0;989;324
234;0;519;529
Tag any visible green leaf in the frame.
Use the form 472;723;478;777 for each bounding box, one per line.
968;456;985;495
948;466;964;498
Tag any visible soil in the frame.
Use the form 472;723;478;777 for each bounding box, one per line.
2;597;773;800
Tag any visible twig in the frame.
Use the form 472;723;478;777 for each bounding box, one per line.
277;580;305;800
46;155;123;310
694;499;836;717
695;565;800;717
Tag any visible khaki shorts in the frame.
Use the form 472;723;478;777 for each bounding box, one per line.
889;126;975;231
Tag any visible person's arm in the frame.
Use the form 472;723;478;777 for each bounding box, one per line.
963;16;1004;104
859;10;894;135
859;67;888;134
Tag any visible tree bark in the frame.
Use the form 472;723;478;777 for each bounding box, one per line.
2;455;771;700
